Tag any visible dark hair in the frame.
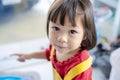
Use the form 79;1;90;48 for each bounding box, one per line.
46;0;97;50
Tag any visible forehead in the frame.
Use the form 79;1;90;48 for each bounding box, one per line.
55;14;83;27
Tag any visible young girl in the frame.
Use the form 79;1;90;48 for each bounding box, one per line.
13;0;97;80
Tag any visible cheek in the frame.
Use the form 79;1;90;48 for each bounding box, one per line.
75;40;82;47
48;32;56;42
69;37;83;48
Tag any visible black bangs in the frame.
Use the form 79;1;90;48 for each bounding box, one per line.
50;0;78;26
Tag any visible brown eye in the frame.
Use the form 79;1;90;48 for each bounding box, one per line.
70;30;77;34
52;26;60;31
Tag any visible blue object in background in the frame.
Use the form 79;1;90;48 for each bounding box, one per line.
94;16;102;44
27;0;39;9
0;76;30;80
0;0;14;23
0;0;39;24
96;27;102;44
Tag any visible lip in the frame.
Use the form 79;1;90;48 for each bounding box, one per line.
55;45;67;49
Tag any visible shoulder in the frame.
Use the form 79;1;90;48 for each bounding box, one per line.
78;50;90;61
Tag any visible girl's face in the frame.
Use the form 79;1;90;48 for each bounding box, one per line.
49;15;84;54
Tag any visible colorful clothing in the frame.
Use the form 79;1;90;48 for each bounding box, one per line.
45;45;92;80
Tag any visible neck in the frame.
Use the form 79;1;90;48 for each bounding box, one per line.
56;48;80;62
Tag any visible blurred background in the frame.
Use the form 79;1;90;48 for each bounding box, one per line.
0;0;50;44
0;0;120;80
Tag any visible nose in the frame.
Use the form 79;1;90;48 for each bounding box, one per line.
57;34;67;43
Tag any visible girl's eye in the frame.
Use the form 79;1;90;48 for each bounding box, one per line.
52;26;60;31
70;30;77;34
